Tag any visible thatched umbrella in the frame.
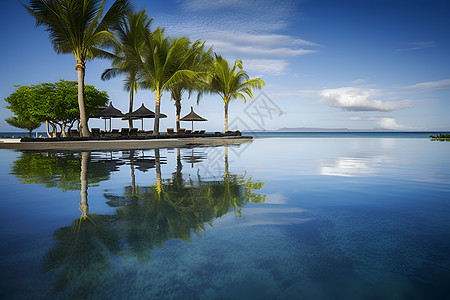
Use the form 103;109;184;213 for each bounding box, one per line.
93;103;124;131
122;104;167;131
180;107;207;131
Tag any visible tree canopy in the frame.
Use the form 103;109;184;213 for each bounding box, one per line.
5;116;42;136
5;80;109;137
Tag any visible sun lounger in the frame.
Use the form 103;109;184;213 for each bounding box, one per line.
70;129;80;137
167;128;174;135
104;129;120;137
92;128;101;137
120;128;130;137
129;128;138;137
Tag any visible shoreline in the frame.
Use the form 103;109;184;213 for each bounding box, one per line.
0;136;252;151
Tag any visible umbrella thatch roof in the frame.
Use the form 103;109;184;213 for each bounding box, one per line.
94;103;124;118
180;107;207;122
122;104;167;119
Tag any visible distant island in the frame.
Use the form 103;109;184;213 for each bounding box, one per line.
248;127;433;133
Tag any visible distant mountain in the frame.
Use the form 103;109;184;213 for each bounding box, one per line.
252;127;398;132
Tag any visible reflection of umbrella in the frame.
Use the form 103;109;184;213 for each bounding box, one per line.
182;148;207;168
122;104;167;131
93;103;124;131
180;107;207;131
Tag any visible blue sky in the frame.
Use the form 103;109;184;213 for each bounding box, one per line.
1;0;449;132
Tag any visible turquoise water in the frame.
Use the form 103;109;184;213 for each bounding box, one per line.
1;136;450;299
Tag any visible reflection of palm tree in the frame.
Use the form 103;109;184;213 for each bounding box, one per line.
43;151;120;298
79;151;89;218
155;148;162;195
129;150;137;194
105;146;266;261
207;146;265;217
43;214;120;298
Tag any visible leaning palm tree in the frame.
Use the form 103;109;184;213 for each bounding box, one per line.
169;42;213;131
101;10;152;129
129;28;201;135
200;56;265;132
22;0;133;137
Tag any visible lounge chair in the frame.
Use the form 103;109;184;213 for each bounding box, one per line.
120;128;130;137
185;129;192;134
177;128;186;134
104;129;120;137
70;129;80;137
92;128;101;137
167;128;174;135
129;128;138;137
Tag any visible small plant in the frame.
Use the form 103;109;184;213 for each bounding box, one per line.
430;133;450;141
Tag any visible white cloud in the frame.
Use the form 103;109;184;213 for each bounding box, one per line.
199;31;319;58
318;87;415;112
152;1;317;77
349;116;412;130
351;78;366;84
397;41;437;51
243;59;289;75
402;79;450;91
264;193;287;205
213;206;309;228
163;0;296;35
181;0;246;11
377;118;410;130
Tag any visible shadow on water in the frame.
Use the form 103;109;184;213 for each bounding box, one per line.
9;147;265;299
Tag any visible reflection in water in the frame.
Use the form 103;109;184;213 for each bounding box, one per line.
182;148;207;168
10;147;265;298
321;156;390;177
10;151;122;191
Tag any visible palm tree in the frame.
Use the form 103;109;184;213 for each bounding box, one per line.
169;42;213;131
22;0;133;137
129;28;201;135
200;56;265;132
101;10;152;129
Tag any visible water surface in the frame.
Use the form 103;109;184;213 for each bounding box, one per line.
0;137;449;299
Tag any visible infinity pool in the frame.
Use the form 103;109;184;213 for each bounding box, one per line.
1;137;449;299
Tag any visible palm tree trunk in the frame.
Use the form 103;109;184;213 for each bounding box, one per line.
175;99;181;132
224;100;229;133
128;89;134;129
75;61;90;137
79;151;89;219
153;93;161;135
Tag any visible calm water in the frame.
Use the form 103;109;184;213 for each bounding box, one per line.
1;136;449;299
